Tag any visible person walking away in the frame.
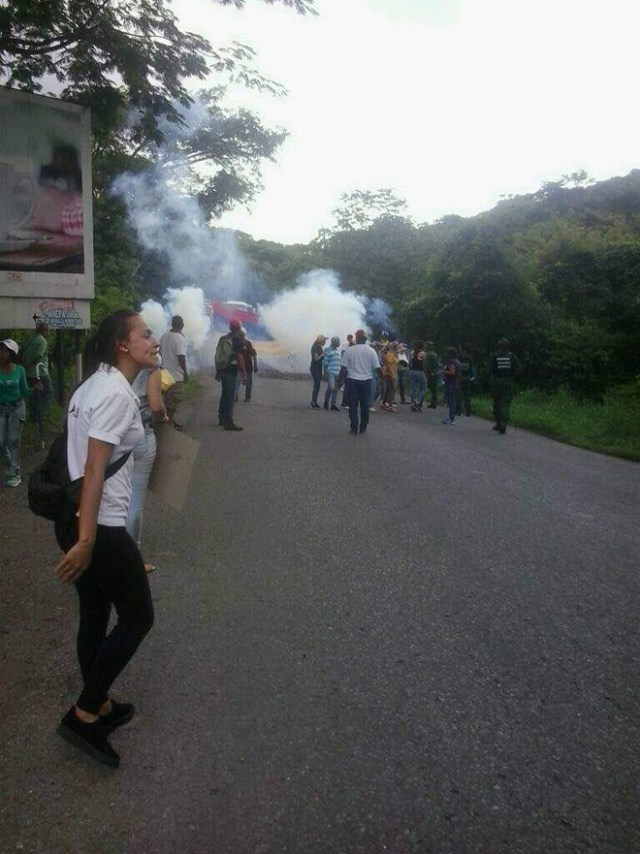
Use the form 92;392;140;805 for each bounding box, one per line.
491;338;520;434
323;336;342;410
456;344;476;416
424;341;440;409
397;345;409;403
0;339;33;487
21;320;53;447
381;342;399;411
159;316;188;430
442;347;461;425
309;335;326;408
409;341;427;411
337;329;382;435
215;319;246;431
54;310;158;768
125;366;168;573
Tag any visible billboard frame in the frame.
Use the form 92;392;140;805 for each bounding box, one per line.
0;89;93;317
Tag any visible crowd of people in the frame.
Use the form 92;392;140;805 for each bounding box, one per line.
309;332;519;435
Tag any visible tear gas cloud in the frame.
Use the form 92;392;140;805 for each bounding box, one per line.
259;270;367;372
141;286;211;349
116;99;393;373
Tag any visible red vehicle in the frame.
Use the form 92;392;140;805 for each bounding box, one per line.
208;300;269;339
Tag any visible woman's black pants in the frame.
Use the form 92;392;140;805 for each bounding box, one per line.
56;523;154;714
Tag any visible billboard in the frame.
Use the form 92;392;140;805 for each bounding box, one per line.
0;89;93;328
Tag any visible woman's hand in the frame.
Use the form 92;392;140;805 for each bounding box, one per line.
55;540;95;583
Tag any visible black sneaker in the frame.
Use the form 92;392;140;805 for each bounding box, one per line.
223;423;244;431
99;701;135;734
323;403;329;410
330;405;341;411
427;404;437;409
57;708;120;768
311;403;321;409
348;428;358;435
359;427;367;434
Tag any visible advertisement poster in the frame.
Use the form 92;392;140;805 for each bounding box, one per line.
0;89;94;311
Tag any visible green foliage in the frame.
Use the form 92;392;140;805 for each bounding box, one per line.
331;188;410;231
473;385;640;461
0;0;316;148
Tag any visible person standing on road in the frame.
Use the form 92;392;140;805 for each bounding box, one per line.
54;310;158;769
456;343;476;417
0;339;33;488
240;332;258;403
215;319;246;431
337;329;382;435
340;334;354;408
442;347;461;425
409;341;427;412
310;335;326;408
323;336;342;411
491;338;520;434
159;316;188;430
125;365;168;573
397;345;409;404
21;320;53;446
424;341;440;409
381;342;399;412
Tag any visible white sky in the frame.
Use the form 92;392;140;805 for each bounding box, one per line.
173;0;640;244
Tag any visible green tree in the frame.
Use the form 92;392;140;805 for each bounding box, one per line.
0;0;316;146
331;188;410;231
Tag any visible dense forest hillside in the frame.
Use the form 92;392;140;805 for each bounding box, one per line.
237;171;640;397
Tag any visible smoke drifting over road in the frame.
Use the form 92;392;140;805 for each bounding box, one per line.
260;270;367;372
115;100;393;372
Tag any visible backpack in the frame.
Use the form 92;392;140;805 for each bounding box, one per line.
28;420;131;522
215;335;237;372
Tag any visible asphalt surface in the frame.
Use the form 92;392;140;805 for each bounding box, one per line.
1;376;639;854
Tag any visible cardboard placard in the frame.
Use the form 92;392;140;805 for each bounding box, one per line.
148;425;200;513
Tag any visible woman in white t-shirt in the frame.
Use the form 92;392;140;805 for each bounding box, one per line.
55;310;159;769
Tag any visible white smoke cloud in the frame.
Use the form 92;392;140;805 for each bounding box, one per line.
259;270;368;372
141;286;211;350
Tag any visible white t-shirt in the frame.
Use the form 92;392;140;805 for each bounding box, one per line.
159;330;186;381
340;343;380;381
67;364;144;526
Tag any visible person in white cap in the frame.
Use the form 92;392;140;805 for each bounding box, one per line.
0;338;34;487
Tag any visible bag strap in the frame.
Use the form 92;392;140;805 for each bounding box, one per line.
61;416;132;480
104;449;132;480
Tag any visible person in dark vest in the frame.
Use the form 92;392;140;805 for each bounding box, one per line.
456;343;476;416
490;338;521;434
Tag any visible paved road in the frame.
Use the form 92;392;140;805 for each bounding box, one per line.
2;376;639;854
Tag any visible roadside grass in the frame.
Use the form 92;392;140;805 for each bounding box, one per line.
472;385;640;462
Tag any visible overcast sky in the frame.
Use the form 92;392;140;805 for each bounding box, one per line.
173;0;640;244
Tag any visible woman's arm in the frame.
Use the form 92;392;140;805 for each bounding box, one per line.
147;369;167;421
55;438;114;583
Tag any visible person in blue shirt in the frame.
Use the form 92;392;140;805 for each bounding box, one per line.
323;336;342;410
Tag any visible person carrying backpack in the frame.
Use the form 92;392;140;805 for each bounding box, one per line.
215;319;246;431
53;310;159;768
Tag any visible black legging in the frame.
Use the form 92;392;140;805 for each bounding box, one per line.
56;522;154;714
